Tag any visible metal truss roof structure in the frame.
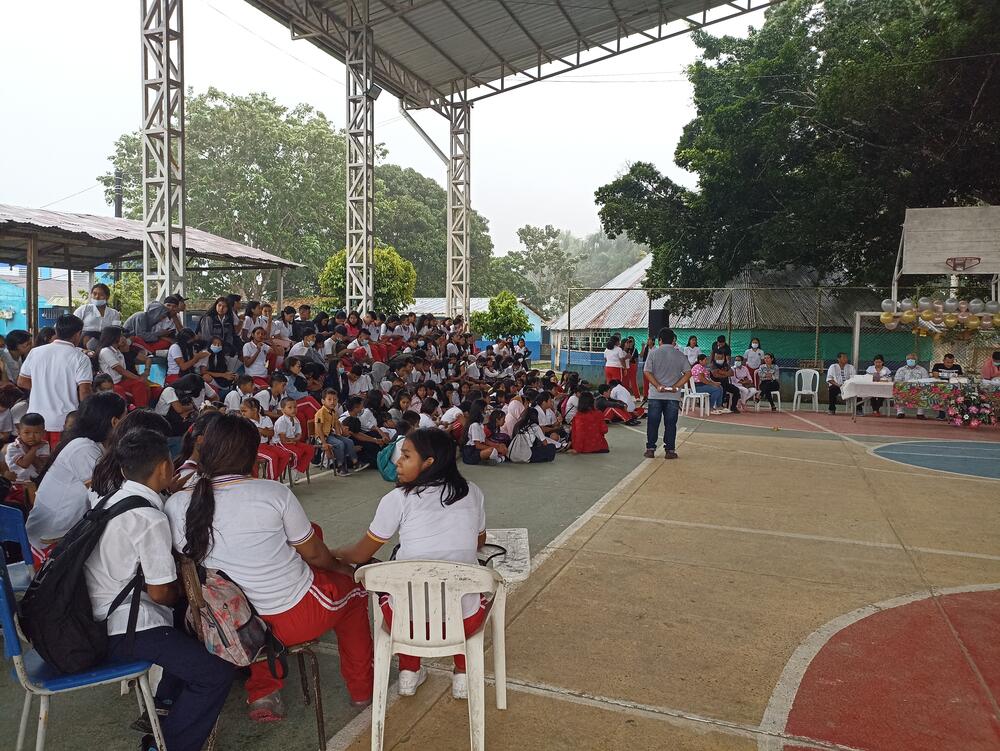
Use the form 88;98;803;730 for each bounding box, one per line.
245;0;780;109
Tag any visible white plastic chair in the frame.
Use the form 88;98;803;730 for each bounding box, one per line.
356;560;507;751
792;369;820;411
681;380;709;417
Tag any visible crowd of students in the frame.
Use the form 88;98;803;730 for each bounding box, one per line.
0;288;659;751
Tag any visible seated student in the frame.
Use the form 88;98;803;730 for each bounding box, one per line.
363;390;397;438
510;407;558;462
6;412;50;483
289;327;325;369
98;326;157;408
981;351;1000;382
86;428;234;751
93;373;116;393
270;306;296;355
347;364;373;398
166;415;374;719
333;428;486;699
155;373;216;437
273;397;315;479
281;356;321;432
166;328;209;385
690;354;726;414
462;400;506;465
314;389;366;475
255;373;288;422
123;297;183;355
709;354;742;414
341;395;387;465
596;383;633;424
224;374;256;414
502;390;528;435
729;356;759;408
201;335;237;397
865;354;893;416
389;390;412;423
73;282;123;346
409;382;428;414
418;397;440;430
174;411;223;490
240;396;290;481
0;383;26;443
534;391;567;441
27;391;127;566
242;326;272;389
570;391;609;454
608;379;644;424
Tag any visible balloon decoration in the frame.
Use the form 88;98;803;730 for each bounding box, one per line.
880;299;895;312
919;309;935;321
987;300;1000;314
900;298;915;311
994;313;1000;328
982;315;995;330
879;297;1000;333
900;310;917;324
944;313;959;328
969;298;985;314
944;297;959;313
917;297;932;311
966;315;981;331
879;311;895;324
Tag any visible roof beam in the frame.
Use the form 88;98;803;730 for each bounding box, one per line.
437;0;535;82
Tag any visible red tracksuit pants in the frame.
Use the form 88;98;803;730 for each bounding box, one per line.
246;569;374;704
380;596;488;672
255;445;291;481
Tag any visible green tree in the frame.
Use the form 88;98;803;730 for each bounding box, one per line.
561;230;647;289
477;254;540;302
501;225;579;318
318;245;416;312
469;291;531;341
596;0;1000;298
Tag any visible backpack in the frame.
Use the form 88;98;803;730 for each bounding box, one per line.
377;437;403;482
508;429;534;463
185;568;268;667
20;494;151;674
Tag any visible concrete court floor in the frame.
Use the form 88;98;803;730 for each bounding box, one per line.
332;414;1000;751
0;422;651;751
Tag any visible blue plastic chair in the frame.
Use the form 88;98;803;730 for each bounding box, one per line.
0;504;33;592
0;564;167;751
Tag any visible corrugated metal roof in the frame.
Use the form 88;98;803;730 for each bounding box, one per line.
549;258;885;331
246;0;777;107
0;204;302;271
410;297;493;316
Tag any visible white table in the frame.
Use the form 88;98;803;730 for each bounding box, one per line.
480;528;530;582
840;377;894;421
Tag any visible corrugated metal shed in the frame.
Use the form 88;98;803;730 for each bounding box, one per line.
410;297;493;316
549;258;885;331
0;204;302;271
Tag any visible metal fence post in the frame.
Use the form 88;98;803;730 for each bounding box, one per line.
566;287;572;369
814;286;823;363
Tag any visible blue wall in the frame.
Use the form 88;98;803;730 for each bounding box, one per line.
0;278;51;334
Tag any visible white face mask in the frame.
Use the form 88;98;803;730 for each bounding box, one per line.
92;297;107;307
751;343;759;349
734;361;743;368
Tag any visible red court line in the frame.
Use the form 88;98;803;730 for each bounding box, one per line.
782;590;1000;750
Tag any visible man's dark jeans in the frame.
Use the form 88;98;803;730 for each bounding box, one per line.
646;398;680;451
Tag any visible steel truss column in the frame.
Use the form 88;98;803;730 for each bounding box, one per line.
446;90;471;318
345;0;375;313
141;0;186;305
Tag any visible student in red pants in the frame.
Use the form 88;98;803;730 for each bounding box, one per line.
241;398;291;481
165;414;374;721
333;428;488;700
97;326;157;408
273;398;315;477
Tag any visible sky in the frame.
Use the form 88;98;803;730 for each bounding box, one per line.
0;1;766;257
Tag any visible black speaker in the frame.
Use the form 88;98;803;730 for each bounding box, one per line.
648;308;668;340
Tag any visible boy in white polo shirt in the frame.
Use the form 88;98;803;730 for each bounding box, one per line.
86;428;233;751
16;314;93;448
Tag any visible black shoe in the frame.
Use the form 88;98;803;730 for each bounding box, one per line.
140;735;158;751
625;418;641;426
896;413;905;419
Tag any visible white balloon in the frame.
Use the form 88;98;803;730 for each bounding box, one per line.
944;297;959;313
917;296;932;311
900;298;915;311
969;298;984;314
986;300;1000;314
881;298;895;312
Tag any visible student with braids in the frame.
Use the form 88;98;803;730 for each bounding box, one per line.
165;415;374;722
333;428;487;700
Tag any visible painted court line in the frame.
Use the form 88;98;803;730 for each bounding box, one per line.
866;442;1000;482
595;514;1000;562
757;583;1000;751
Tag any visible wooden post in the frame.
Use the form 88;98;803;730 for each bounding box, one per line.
26;234;38;333
65;246;73;308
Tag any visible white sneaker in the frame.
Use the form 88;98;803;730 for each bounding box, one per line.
451;672;468;700
397;667;427;696
487;450;504;465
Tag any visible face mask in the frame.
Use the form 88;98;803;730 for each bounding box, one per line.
994;361;1000;368
734;361;743;368
418;340;425;347
337;367;345;374
751;342;759;349
304;339;315;348
92;297;107;307
906;358;916;367
714;359;724;365
210;345;222;354
124;337;132;348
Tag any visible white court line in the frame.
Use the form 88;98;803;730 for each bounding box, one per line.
598;514;1000;562
866;442;1000;483
757;583;1000;751
879;450;1000;460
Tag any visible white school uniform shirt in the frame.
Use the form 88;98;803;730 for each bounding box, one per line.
224;388;251;413
273;414;302;444
440;405;463;425
254;389;281;414
418;412;437;429
243;341;270;377
5;439;50;482
535;406;557;427
98;347;127;384
73;302;122;332
359;408;378;432
271;319;293;340
367;482;487;617
604;346;625;369
322;337;340;358
19;340;94;431
743;348;763;369
348;374;373;396
465;361;481;380
288;341;316;359
610;383;636;412
466;421;487;447
85;480;176;636
252;415;274;443
166;343;185;376
683;346;701;365
347;339;372;358
866;365;892;381
166;476;318;616
26;437;104;547
243;315;268;338
826;363;856;385
563;394;579;424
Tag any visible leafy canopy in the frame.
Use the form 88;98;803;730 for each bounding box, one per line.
318;245;416;313
595;0;1000;300
469;291;532;341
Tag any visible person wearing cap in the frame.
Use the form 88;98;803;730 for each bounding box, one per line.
980;351;1000;382
123;297;183;354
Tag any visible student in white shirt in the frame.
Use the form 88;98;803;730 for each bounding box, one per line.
865;354;893;416
17;314;94;444
743;337;764;370
154;374;216;436
73;282;122;343
683;336;702;366
460;401;506;465
347;364;373;397
166;328;209;384
533;391;566;442
97;326;157;408
87;428;234;751
6;412;50;483
603;335;627;383
166;415;374;719
273;397;315;477
270;306;295;354
826;352;858;415
240;300;263;340
418;398;440;429
333;428;488;699
26;391;126;564
242;326;271;385
224;374;255;413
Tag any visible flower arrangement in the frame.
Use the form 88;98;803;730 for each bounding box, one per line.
945;388;997;428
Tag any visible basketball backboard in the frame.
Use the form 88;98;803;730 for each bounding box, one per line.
898;206;1000;276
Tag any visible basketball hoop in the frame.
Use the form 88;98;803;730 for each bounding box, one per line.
945;256;982;272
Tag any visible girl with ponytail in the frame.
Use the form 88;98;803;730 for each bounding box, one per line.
164;413;374;722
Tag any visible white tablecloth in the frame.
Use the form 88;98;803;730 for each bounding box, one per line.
840;378;894;401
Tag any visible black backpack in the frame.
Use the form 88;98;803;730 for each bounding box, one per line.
19;494;152;674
